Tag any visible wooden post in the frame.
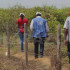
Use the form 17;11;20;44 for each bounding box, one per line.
6;22;10;58
0;38;3;45
24;23;28;66
1;33;3;45
57;24;61;70
49;24;62;70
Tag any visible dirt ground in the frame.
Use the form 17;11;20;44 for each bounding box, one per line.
0;52;51;70
0;43;70;70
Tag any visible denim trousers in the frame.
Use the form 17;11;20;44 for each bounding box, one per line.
33;37;45;58
18;29;24;51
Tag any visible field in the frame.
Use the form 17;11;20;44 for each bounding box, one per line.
0;5;70;70
0;37;70;70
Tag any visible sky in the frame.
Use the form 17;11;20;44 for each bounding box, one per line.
0;0;70;9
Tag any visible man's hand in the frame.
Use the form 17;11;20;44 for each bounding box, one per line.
46;32;49;38
47;34;48;38
64;40;67;46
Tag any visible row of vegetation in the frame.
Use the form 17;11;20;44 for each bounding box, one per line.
0;5;70;39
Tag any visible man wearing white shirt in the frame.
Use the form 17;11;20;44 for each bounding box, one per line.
30;12;49;59
64;13;70;63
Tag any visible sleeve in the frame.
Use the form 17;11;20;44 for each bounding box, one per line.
64;18;69;29
30;20;34;30
45;22;49;32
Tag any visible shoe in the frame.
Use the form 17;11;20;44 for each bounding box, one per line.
40;55;43;58
69;59;70;64
21;50;24;52
35;56;38;59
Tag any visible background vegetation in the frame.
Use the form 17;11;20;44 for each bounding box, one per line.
0;5;70;44
0;5;70;34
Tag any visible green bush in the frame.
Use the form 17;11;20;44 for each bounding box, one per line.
0;5;69;38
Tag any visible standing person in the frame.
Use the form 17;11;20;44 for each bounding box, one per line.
64;13;70;63
30;12;49;59
17;13;28;52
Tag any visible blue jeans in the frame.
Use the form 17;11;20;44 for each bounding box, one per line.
18;29;24;52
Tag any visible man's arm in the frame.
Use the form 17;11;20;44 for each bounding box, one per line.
64;29;68;40
64;17;69;45
47;32;49;37
46;22;49;37
64;28;68;45
30;20;33;31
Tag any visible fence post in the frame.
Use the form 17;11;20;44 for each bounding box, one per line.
57;24;62;70
24;23;28;66
6;22;10;58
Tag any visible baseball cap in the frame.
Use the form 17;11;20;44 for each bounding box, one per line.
19;13;25;16
36;12;41;16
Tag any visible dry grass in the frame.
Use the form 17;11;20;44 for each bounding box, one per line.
0;42;70;70
0;54;50;70
0;43;51;70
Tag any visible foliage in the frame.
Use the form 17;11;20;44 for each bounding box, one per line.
0;5;70;36
61;47;67;58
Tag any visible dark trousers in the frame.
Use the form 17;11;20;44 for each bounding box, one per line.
33;37;45;58
67;42;70;63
